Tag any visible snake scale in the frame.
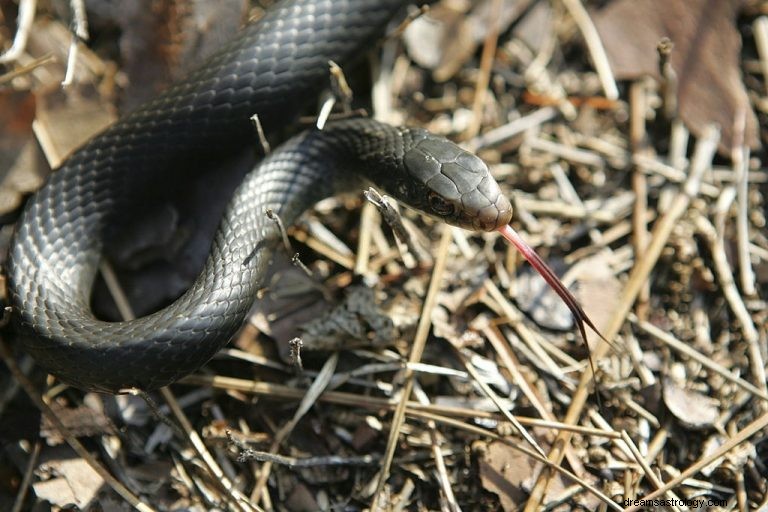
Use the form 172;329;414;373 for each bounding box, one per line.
6;0;514;392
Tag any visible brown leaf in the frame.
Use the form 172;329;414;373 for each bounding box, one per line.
662;378;719;430
109;0;248;110
478;441;534;511
33;85;115;168
0;90;45;215
40;401;115;445
33;446;105;509
592;0;759;154
573;252;622;351
404;0;531;82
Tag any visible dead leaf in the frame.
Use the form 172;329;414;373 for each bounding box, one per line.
662;377;720;430
573;252;622;350
0;90;46;215
33;85;115;168
478;441;533;511
515;260;573;331
248;254;396;359
404;0;531;82
477;441;594;511
592;0;759;154
93;0;248;109
33;446;105;509
300;285;397;351
40;401;115;445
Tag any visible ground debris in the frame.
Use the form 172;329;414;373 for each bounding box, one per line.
592;0;760;154
0;0;766;510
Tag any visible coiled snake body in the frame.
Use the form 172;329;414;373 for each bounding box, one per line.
6;0;512;392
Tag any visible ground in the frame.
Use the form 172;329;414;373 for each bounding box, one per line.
0;0;767;510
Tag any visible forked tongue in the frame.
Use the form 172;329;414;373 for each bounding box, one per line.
497;224;610;387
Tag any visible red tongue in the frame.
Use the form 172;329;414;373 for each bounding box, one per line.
497;224;607;346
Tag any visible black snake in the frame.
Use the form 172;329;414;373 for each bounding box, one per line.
6;0;517;392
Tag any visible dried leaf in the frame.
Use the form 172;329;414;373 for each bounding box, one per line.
33;86;115;168
592;0;759;154
573;252;622;350
478;441;533;511
0;90;46;214
100;0;248;109
404;0;530;82
33;446;105;509
515;261;573;331
662;378;719;430
40;401;115;445
248;255;396;358
477;441;587;511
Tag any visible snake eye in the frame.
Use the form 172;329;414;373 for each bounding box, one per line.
428;192;454;216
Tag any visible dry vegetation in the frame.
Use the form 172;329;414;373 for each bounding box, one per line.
0;0;767;510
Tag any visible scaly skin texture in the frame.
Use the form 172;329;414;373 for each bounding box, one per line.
6;0;512;392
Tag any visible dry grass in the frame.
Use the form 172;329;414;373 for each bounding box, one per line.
0;0;767;511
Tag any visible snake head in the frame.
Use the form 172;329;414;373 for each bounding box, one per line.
398;133;513;231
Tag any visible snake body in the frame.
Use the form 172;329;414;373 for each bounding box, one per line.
6;0;512;392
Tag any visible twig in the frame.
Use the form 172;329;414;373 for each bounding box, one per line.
11;441;41;512
0;53;55;85
99;260;135;322
62;0;89;86
620;432;686;511
127;388;184;438
451;344;546;458
629;314;768;402
406;411;622;511
355;200;377;276
288;337;303;372
482;321;589;475
732;111;757;297
464;0;502;139
412;384;460;512
317;61;353;129
692;213;765;398
524;125;720;511
371;226;452;509
290;252;314;278
623;411;768;511
0;339;156;512
160;388;256;512
250;114;271;154
384;4;430;42
179;374;621;439
99;263;252;511
364;188;421;263
561;0;619;100
753;17;768;96
239;447;380;466
668;121;689;172
525;135;605;167
656;38;677;120
267;208;291;251
0;0;37;64
252;353;339;505
468;107;558;151
290;228;356;269
630;80;650;320
329;60;353;113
